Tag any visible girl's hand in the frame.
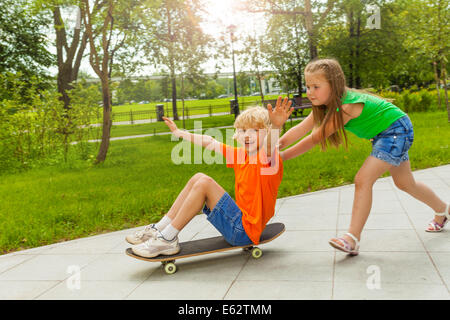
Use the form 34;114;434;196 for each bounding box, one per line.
267;96;294;129
162;116;179;134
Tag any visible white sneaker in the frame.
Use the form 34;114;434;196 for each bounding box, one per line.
126;224;158;245
131;234;180;258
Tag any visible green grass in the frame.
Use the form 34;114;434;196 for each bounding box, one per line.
0;111;449;254
111;94;296;113
108;110;312;139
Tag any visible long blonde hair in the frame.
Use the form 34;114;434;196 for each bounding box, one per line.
305;58;348;150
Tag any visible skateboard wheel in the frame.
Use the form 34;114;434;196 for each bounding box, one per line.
164;262;177;274
251;247;263;259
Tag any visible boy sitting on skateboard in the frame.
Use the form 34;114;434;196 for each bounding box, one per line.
126;97;293;258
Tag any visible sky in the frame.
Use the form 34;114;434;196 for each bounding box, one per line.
199;0;266;74
46;0;267;78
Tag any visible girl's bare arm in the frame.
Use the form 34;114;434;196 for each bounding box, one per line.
278;112;314;150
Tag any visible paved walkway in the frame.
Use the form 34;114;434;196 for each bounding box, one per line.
0;165;449;300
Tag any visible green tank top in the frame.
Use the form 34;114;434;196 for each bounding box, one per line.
342;90;406;139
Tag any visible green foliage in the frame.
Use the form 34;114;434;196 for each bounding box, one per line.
0;0;54;77
0;74;101;174
379;88;445;113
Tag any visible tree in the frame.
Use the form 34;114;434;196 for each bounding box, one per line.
390;0;449;120
0;0;54;90
260;6;309;96
241;0;336;60
81;0;140;162
142;0;211;120
241;34;270;103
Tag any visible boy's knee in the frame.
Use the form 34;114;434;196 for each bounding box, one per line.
193;175;213;190
191;172;208;183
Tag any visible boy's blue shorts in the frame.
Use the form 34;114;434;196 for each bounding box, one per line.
203;192;253;246
370;115;414;167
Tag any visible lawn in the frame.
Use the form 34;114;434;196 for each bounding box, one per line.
111;94;298;113
107;110;312;139
0;111;449;254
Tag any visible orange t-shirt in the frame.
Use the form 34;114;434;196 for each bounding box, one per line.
218;142;283;244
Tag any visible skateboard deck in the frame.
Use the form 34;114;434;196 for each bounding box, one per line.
126;222;285;274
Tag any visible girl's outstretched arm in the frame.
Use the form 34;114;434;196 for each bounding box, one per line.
162;116;218;150
280;134;316;160
278;112;314;150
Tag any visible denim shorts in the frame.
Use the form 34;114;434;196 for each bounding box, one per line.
203;192;253;246
370;115;414;166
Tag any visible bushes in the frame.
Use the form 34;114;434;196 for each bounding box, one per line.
379;88;445;113
0;74;100;174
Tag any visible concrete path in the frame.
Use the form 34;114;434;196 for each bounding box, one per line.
0;165;449;300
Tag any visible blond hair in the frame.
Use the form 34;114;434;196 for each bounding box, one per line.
233;106;270;139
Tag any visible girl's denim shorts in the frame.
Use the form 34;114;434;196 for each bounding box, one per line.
370;115;414;167
202;192;253;246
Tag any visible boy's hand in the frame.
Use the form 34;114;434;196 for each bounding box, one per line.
267;96;294;129
162;116;179;135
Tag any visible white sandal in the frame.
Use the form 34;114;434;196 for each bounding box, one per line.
329;232;360;256
426;203;450;232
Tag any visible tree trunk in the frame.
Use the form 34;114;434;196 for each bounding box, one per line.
53;6;87;110
433;61;442;109
257;73;265;105
167;4;178;120
181;73;185;128
170;68;178;120
440;60;449;122
304;0;318;59
355;15;361;88
82;0;114;163
348;10;354;88
97;79;112;162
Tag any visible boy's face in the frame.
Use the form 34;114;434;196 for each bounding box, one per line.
305;72;332;106
235;127;267;154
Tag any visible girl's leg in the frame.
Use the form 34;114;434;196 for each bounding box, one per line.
331;156;392;248
389;160;449;225
170;174;226;231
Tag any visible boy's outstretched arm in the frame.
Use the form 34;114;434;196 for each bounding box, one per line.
162;117;218;150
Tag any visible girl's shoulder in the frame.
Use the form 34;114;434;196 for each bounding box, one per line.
340;102;364;120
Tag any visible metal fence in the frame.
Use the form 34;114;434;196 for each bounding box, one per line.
110;99;312;124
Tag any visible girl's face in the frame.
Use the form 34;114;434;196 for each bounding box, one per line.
235;127;267;155
305;72;332;106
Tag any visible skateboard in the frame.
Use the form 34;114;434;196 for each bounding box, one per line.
126;222;285;274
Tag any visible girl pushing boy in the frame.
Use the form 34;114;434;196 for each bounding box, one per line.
126;98;293;257
279;58;449;255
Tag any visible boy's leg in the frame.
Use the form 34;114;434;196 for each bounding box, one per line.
389;161;449;226
170;174;226;231
331;156;391;248
166;173;208;220
131;174;226;258
126;173;208;245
